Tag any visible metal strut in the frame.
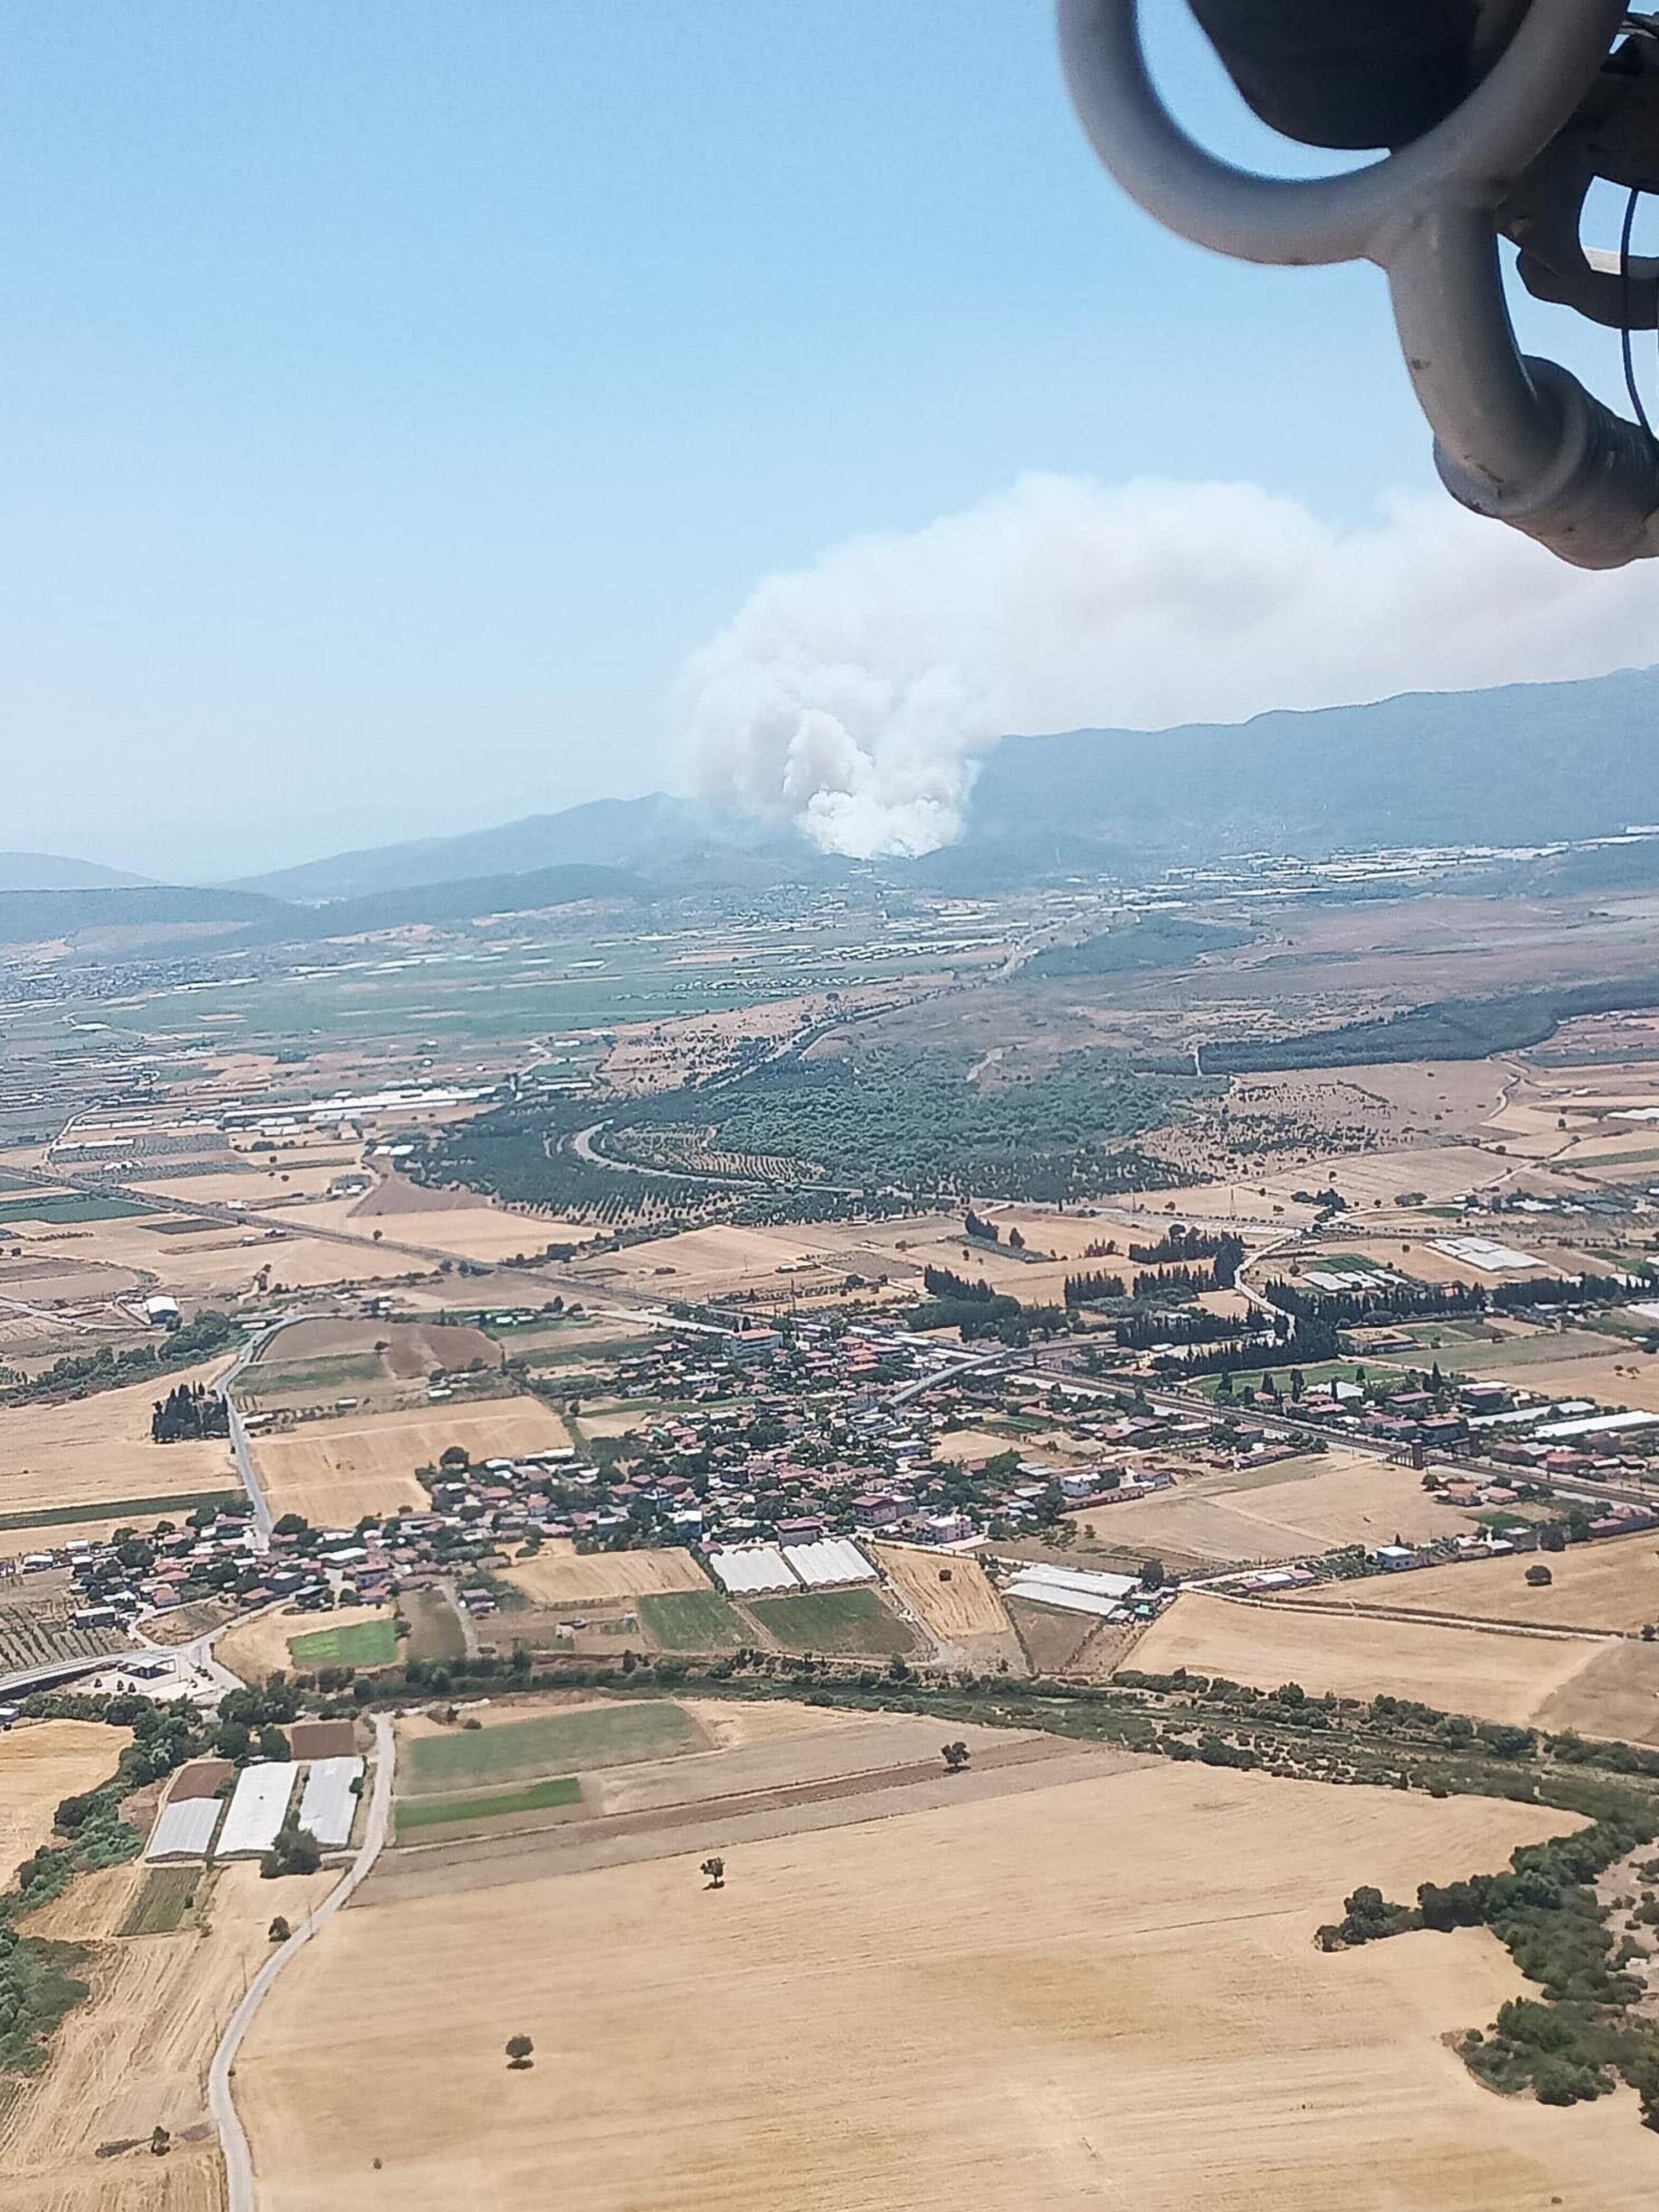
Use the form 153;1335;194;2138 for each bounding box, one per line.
1056;0;1659;568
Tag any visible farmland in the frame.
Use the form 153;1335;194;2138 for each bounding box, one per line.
638;1589;753;1650
216;1603;397;1684
0;1719;124;1888
247;1397;568;1523
398;1700;706;1797
501;1544;709;1609
1304;1536;1659;1634
1128;1591;1646;1736
1062;1448;1483;1570
288;1616;399;1668
232;1755;1655;2212
0;1593;128;1678
744;1585;918;1656
0;1360;239;1523
3;1859;336;2212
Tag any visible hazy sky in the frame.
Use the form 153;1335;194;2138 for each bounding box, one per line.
3;5;1653;880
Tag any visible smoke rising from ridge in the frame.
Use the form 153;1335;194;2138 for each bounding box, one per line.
682;472;1659;857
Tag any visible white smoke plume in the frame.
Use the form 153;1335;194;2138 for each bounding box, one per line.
681;472;1659;857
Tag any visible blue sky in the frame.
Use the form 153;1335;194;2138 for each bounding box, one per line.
1;4;1645;879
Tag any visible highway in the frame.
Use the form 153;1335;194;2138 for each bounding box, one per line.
207;1711;395;2212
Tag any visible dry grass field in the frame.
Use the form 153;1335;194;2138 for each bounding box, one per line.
0;1860;335;2212
288;1188;566;1262
0;1718;124;1887
1068;1449;1480;1568
233;1759;1659;2212
1306;1538;1659;1635
1130;1591;1630;1731
501;1544;708;1608
0;1359;239;1521
249;1396;567;1522
216;1601;397;1684
872;1542;1021;1668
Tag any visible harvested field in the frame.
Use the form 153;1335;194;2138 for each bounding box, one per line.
0;1718;123;1887
398;1700;706;1798
744;1586;917;1656
0;1860;333;2212
249;1396;566;1522
1130;1591;1612;1729
872;1542;1021;1668
1535;1639;1659;1743
1075;1448;1480;1568
233;1759;1657;2212
1305;1537;1659;1635
0;1359;238;1521
216;1603;395;1686
1005;1594;1098;1675
291;1190;557;1262
1450;1342;1659;1414
502;1543;708;1609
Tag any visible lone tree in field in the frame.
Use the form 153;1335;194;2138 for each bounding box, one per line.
701;1855;726;1890
268;1915;291;1943
941;1740;971;1774
505;2034;534;2070
1526;1562;1554;1587
150;2126;171;2157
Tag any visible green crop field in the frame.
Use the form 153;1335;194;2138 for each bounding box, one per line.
744;1586;917;1657
118;1866;205;1937
0;1193;152;1224
400;1699;701;1797
639;1588;752;1651
288;1617;399;1668
395;1775;582;1834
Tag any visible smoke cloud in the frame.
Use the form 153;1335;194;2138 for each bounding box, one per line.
681;472;1659;857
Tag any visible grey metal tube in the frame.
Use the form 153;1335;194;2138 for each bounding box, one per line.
1056;0;1624;265
1389;206;1659;567
1387;206;1558;493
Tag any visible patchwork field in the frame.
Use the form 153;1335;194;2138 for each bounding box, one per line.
248;1396;567;1522
502;1543;709;1609
1070;1448;1480;1568
233;1757;1659;2212
1129;1590;1653;1736
0;1359;239;1523
1306;1537;1659;1635
0;1718;124;1888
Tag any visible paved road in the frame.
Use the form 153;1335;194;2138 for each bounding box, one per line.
207;1712;395;2212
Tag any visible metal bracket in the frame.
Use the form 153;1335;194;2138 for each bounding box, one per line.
1057;0;1659;568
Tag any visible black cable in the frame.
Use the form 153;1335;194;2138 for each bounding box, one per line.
1621;183;1656;444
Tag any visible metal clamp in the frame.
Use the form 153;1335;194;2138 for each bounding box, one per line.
1057;0;1659;567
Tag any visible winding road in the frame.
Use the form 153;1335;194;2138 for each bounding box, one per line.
207;1712;395;2212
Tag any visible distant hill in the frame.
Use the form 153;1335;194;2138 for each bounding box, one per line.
967;666;1659;862
0;852;150;892
233;795;827;903
0;884;289;946
281;863;648;938
223;665;1659;907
